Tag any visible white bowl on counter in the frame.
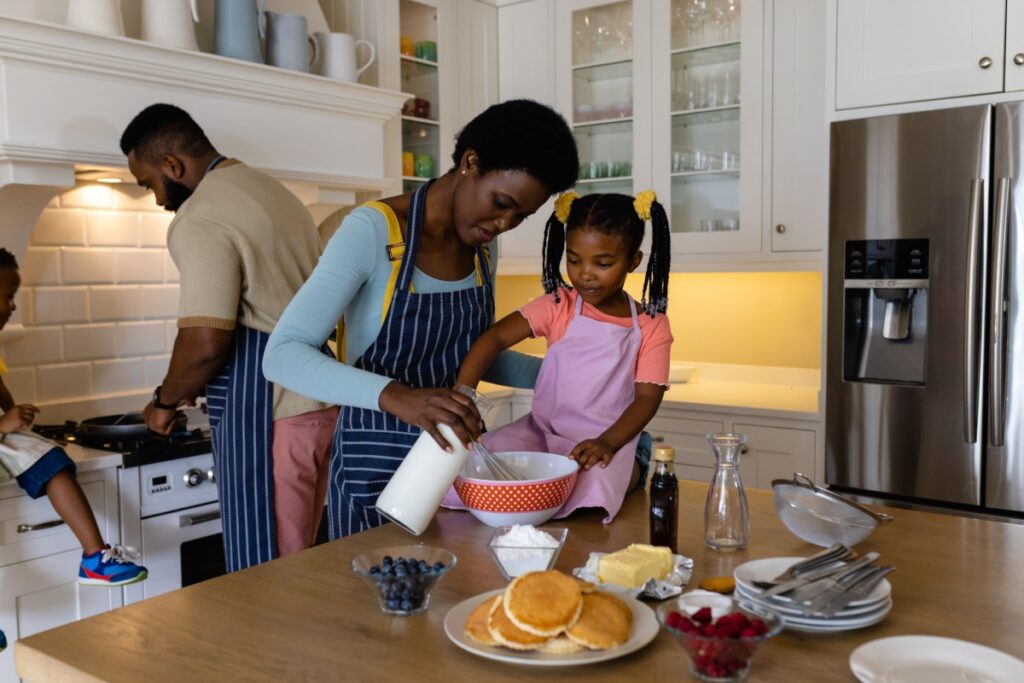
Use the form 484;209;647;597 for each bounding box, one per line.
669;363;696;383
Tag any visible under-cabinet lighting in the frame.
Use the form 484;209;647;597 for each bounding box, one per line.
96;177;123;184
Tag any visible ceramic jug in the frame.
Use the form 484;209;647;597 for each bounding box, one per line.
66;0;125;37
265;11;318;73
314;32;376;83
214;0;266;63
141;0;200;51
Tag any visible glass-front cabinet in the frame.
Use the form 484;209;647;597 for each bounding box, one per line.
556;0;653;200
400;0;448;194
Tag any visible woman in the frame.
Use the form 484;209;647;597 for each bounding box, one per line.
263;100;579;538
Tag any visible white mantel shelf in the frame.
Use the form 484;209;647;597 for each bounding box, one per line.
0;15;409;190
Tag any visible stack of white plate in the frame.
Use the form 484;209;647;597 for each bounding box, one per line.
733;557;893;633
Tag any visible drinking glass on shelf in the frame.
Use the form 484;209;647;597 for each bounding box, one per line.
706;70;720;107
692;148;708;171
574;13;592;64
614;3;632;59
721;151;739;170
726;0;740;40
684;0;706;47
700;218;715;232
719;66;734;105
720;218;739;231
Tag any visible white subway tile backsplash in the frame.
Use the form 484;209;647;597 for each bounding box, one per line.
139;213;172;247
93;358;145;394
3;367;36;403
87;211;139;247
4;326;62;367
141;285;180;318
60;185;114;210
115;249;165;284
143;355;171;386
64;324;117;361
33;209;86;246
165;320;178;352
18;288;35;326
90;286;142;321
62;247;114;284
111;185;160;213
116;322;166;357
163;252;179;283
21;247;61;286
34;287;89;324
37;362;93;401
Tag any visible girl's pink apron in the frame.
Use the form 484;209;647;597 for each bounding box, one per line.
445;292;643;523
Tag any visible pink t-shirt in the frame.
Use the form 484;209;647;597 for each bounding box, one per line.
519;289;673;386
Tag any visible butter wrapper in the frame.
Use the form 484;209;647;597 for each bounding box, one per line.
573;552;694;600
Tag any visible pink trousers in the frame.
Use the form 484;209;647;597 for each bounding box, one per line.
272;406;339;557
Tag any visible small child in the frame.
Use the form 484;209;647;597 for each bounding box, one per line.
455;191;673;522
0;249;147;586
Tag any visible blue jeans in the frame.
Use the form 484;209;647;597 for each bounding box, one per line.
16;447;75;499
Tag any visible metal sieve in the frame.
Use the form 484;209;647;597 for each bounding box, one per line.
771;473;894;547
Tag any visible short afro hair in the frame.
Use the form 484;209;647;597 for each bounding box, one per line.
0;248;18;272
120;103;216;163
451;99;578;195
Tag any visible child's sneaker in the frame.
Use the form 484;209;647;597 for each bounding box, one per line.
79;544;148;586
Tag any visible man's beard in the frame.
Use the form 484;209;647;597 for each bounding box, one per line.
162;175;194;212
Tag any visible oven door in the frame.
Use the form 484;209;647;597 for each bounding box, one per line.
138;501;225;600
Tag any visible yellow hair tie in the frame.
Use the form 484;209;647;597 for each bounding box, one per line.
554;191;578;224
634;190;656;222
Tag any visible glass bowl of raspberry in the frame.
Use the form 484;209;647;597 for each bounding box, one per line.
657;601;784;682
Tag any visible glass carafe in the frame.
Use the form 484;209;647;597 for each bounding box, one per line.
704;432;749;550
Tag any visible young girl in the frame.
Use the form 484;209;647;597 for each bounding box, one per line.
454;191;672;522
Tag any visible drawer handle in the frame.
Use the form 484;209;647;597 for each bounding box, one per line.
979;56;993;69
652;435;665;443
17;519;66;533
180;510;221;527
741;446;749;454
1015;53;1024;66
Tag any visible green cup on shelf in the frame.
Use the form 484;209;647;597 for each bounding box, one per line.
415;41;437;62
414;154;434;178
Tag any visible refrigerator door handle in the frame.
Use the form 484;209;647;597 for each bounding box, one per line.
989;176;1011;447
964;178;984;443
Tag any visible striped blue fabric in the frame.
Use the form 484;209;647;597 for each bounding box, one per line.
206;325;277;572
328;181;494;539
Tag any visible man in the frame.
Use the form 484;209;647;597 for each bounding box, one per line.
121;104;338;571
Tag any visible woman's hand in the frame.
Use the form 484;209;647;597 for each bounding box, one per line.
379;382;482;451
569;437;615;470
0;403;40;433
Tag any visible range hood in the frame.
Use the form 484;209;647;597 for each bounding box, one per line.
0;15;407;340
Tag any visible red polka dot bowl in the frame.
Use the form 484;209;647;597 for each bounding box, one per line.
453;451;579;527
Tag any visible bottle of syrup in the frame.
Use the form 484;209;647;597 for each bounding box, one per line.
649;445;679;553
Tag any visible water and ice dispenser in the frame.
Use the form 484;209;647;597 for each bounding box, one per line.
842;239;929;385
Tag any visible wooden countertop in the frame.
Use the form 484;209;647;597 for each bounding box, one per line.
16;481;1024;682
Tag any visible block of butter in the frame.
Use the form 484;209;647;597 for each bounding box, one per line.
597;543;673;588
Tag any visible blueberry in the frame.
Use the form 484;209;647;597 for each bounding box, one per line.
395;567;407;577
418;560;430;572
386;599;401;610
433;561;445;571
382;555;393;565
401;589;412;600
369;565;380;575
407;564;419;575
400;600;413;611
403;578;417;590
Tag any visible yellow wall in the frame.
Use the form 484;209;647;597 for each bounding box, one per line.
495;272;823;369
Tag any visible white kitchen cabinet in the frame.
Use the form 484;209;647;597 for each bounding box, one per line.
732;422;815;488
456;1;498;131
835;0;1006;110
1006;0;1024;92
766;0;826;253
647;414;727;483
0;467;121;681
488;396;514;430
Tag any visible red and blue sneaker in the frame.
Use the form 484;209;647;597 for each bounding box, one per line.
79;544;148;586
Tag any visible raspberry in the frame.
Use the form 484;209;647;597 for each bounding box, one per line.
706;663;728;677
692;606;713;624
750;618;769;635
699;624;716;637
677;619;697;634
666;611;685;629
740;627;758;638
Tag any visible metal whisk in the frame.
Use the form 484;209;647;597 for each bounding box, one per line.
473;440;525;481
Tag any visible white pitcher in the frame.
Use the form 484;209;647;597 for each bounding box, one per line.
66;0;125;37
314;32;376;83
141;0;200;51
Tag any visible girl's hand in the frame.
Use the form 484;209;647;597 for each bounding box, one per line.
569;438;615;470
379;382;482;451
0;403;39;433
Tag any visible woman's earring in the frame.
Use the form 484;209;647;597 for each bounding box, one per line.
461;170;467;175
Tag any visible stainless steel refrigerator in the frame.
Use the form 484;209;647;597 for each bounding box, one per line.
827;104;1024;515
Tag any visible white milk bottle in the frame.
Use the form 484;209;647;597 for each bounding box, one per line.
375;387;491;535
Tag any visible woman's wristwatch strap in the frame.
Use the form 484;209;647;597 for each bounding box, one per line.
152;386;178;411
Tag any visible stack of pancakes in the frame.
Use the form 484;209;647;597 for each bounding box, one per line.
464;570;632;654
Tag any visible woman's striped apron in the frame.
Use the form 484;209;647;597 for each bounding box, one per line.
327;181;494;539
205;325;276;572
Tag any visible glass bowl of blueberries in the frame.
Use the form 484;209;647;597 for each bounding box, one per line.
351;545;457;616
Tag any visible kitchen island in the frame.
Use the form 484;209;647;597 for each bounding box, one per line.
15;481;1024;682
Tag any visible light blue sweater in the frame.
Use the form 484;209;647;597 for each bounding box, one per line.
263;206;539;411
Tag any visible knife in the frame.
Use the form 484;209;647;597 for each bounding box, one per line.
800;557;885;616
767;543;851;584
818;565;894;618
760;552;878;598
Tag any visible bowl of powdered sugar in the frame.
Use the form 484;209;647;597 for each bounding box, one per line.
487;525;568;580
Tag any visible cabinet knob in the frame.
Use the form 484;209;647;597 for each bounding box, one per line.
979;56;993;69
652;435;665;443
775;224;786;234
1015;53;1024;66
741;446;748;454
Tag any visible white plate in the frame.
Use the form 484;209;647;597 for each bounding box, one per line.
734;557;891;607
757;599;891;633
850;636;1024;683
735;584;888;617
443;589;659;666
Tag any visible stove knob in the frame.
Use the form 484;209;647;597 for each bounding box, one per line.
206;468;216;483
184;468;205;487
